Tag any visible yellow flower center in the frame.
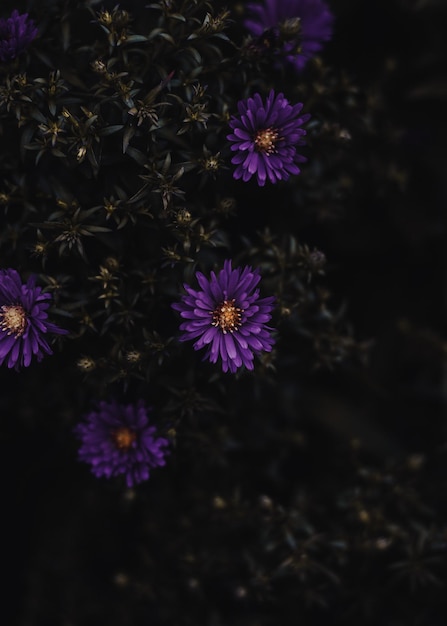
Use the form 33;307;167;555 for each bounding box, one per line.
0;304;27;337
212;299;243;334
254;128;279;154
112;427;136;450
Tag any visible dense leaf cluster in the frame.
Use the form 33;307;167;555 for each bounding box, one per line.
0;0;364;384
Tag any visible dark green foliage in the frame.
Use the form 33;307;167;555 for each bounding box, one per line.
1;0;446;624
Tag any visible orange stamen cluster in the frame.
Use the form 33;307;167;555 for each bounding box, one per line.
212;299;243;333
254;128;279;154
0;304;27;337
112;427;137;450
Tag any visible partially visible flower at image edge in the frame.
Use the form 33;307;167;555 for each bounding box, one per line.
0;269;68;369
0;10;38;62
74;400;169;488
245;0;334;72
172;260;275;373
227;90;310;186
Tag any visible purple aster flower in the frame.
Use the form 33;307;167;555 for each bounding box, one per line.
74;400;169;488
0;269;68;370
245;0;334;71
172;260;275;373
227;90;310;186
0;10;38;63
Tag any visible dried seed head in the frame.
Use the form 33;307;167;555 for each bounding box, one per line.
77;356;96;372
125;350;141;363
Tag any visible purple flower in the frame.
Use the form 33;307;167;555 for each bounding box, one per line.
227;90;310;186
245;0;334;71
172;260;275;373
0;269;68;370
0;10;38;62
74;400;169;488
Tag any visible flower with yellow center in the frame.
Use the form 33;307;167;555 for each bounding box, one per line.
173;260;275;373
74;400;169;487
0;268;68;369
227;90;310;186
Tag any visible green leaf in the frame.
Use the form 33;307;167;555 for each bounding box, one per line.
122;125;136;153
158;33;176;45
98;125;124;137
48;99;57;116
125;146;147;166
169;13;187;22
125;35;149;44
